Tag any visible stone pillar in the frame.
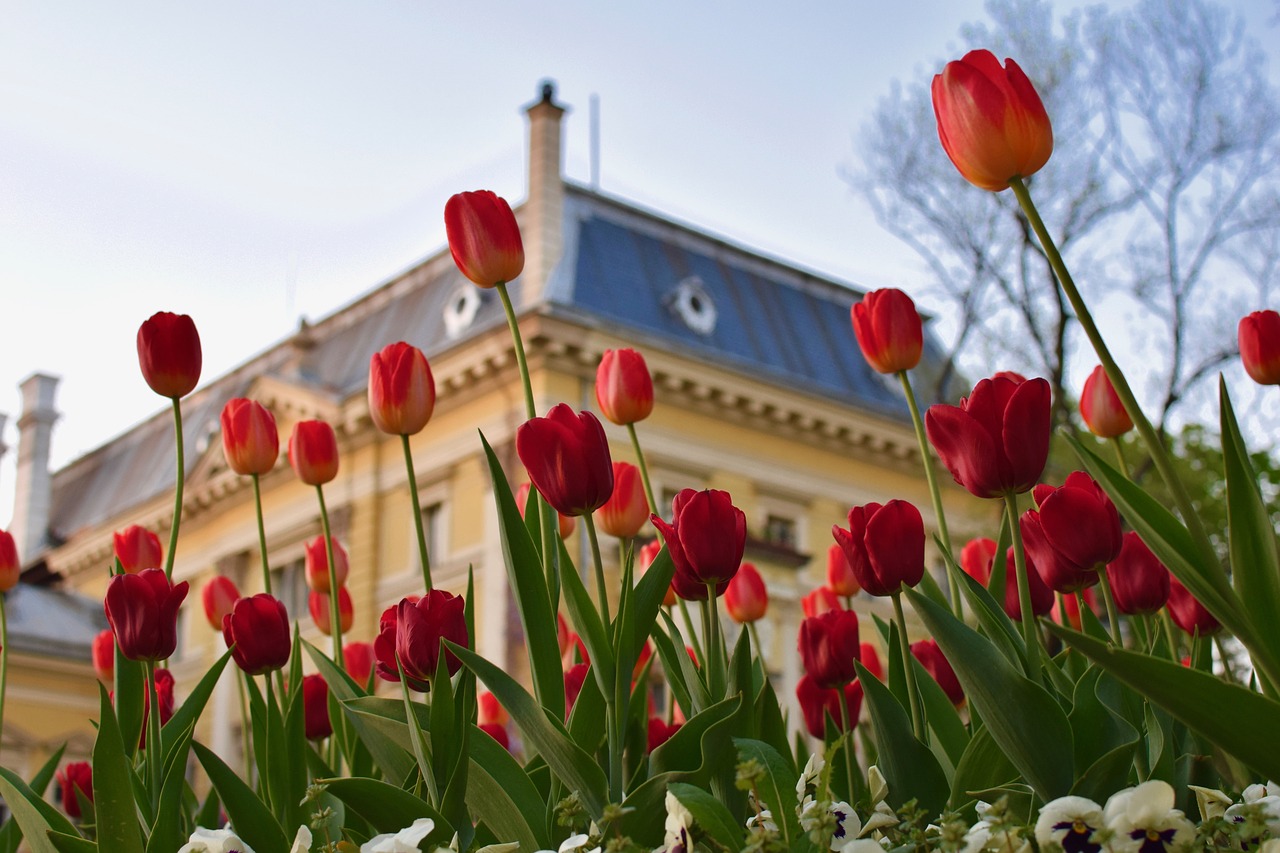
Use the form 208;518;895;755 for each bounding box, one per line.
12;374;59;559
521;81;567;308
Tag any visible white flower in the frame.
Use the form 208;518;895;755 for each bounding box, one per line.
1187;785;1233;821
663;790;694;853
867;766;889;807
1034;795;1102;853
797;753;825;803
289;826;312;853
1103;781;1195;853
177;827;257;853
1226;780;1280;836
746;808;778;833
798;799;863;851
361;818;436;853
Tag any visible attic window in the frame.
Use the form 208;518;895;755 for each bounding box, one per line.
444;286;481;338
668;276;717;336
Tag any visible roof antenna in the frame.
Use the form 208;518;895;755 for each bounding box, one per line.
589;93;600;190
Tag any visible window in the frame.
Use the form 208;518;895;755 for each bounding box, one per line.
764;514;798;550
418;501;444;562
269;558;307;621
658;487;683;522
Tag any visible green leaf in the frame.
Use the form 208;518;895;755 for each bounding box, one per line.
667;782;745;851
1049;623;1280;781
114;648;145;764
466;725;549;852
0;766;78;853
910;656;968;773
733;739;800;845
321;777;452;846
953;552;1027;672
481;433;565;716
950;725;1018;812
651;611;705;716
559;547;616;694
619;546;674;699
0;746;67;853
649;695;741;778
907;589;1074;801
91;685;144;853
146;722;196;853
193;741;289;853
1070;740;1138;802
45;833;96;853
857;661;950;817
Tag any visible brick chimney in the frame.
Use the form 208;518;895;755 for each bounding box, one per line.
12;373;59;559
521;80;567;308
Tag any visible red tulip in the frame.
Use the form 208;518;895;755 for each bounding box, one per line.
647;717;682;752
798;609;861;689
344;641;375;687
0;529;18;592
555;611;574;663
831;500;925;597
595;348;654;425
911;639;964;706
796;675;863;739
104;568;189;661
801;586;843;619
304;535;349;594
309;587;354;636
1079;366;1132;438
564;662;590;720
826;543;860;597
223;593;291;675
1106;533;1170;616
92;629;115;684
960;537;997;586
925;374;1051;498
1239;310;1280;386
597;461;649;539
516;404;614;517
1020;472;1121;593
851;288;923;374
368;342;436;435
669;564;728;602
479;691;508;727
139;667;175;748
1167;576;1221;636
931;49;1053;192
1052;587;1098;631
1002;547;1053;621
724;562;767;624
859;642;884;681
374;591;468;692
137;311;202;398
56;761;93;819
220;398;279;476
200;575;241;632
113;525;163;574
638;540;676;607
288;420;339;486
444;190;524;288
479;722;511;751
302;673;332;740
516;482;576;539
650;488;747;589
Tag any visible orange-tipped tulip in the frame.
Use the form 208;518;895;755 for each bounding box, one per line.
114;525;163;574
288;420;339;486
724;562;767;624
932;49;1053;192
220;398;279;476
304;535;349;594
1079;366;1132;438
595;348;655;425
309;587;354;636
1239;310;1280;386
200;575;241;631
851;288;923;374
368;342;436;435
137;311;202;398
92;629;115;684
826;543;860;598
516;482;576;539
597;461;649;539
444;191;524;288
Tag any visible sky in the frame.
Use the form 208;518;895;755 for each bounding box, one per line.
1;1;1278;531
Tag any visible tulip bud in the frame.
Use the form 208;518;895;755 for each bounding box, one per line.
851;288;923;374
343;640;375;687
597;461;649;539
637;541;676;607
1052;587;1098;631
801;586;842;619
0;529;18;592
137;311;202;398
798;609;861;689
444;190;524;288
911;638;964;706
516;405;614;517
564;662;590;720
515;482;576;538
859;642;884;682
1239;310;1280;385
309;587;354;636
959;537;997;586
113;525;163;574
220;398;279;476
304;535;350;594
1079;365;1132;438
368;342;436;435
56;761;93;819
595;348;655;425
200;575;241;631
1167;576;1221;636
478;691;509;727
140;668;175;748
373;591;468;691
931;50;1053;192
650;489;747;589
831;500;925;597
92;629;115;684
288;420;339;486
796;674;863;739
223;593;292;675
1002;547;1053;621
1020;472;1121;594
104;568;189;661
480;721;511;751
1107;532;1170;616
647;717;682;752
826;544;859;598
724;562;767;624
302;673;332;740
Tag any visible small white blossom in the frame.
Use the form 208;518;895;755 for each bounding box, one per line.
1103;781;1195;853
361;818;436;853
798;753;825;804
662;790;694;853
798;800;863;851
1227;780;1280;836
867;766;889;806
746;808;778;833
177;827;257;853
1034;796;1102;853
1188;785;1233;822
289;826;312;853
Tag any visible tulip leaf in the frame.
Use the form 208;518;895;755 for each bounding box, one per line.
44;833;95;853
907;589;1074;801
733;739;801;845
857;661;950;818
321;777;453;846
668;782;746;851
566;660;607;754
1049;623;1280;781
445;640;609;819
648;695;741;778
947;537;1028;672
0;766;78;853
161;649;231;761
1070;739;1140;803
481;434;565;716
91;685;144;853
0;745;67;853
145;721;195;853
114;647;145;763
559;541;616;693
192;741;289;853
910;656;968;772
620;545;674;706
950;725;1018;812
654;609;709;715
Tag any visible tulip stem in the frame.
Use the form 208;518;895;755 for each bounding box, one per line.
145;660;163;811
164;397;185;582
898;371;960;619
1109;437;1130;479
747;621;766;674
496;282;536;421
402;434;434;592
1161;611;1181;662
678;599;705;671
701;591;724;699
626;423;659;516
1096;568;1123;645
891;592;926;742
1003;492;1043;679
583;514;611;627
235;666;254;779
0;594;8;751
316;486;345;669
251;474;272;595
835;687;859;805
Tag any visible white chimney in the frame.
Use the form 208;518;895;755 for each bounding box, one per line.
521;80;567;307
12;374;59;559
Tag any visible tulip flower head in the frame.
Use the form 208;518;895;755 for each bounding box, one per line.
343;640;375;688
637;540;677;607
515;481;576;539
1003;546;1054;621
959;537;997;586
826;543;860;597
222;593;291;675
288;420;339;486
648;717;682;752
1020;472;1121;594
1239;310;1280;386
113;525;163;574
796;674;864;739
56;761;93;819
478;690;509;727
368;342;436;435
597;461;650;539
860;642;884;681
104;568;189;662
137;311;202;398
140;667;175;748
911;638;964;706
0;529;18;592
801;585;842;619
925;374;1051;498
1079;365;1133;438
724;562;768;624
650;488;747;590
92;629;115;684
851;288;923;374
564;662;590;720
1167;576;1221;636
302;673;332;740
309;587;354;636
595;348;655;425
931;49;1053;192
304;535;349;594
516;404;614;517
374;591;468;692
798;608;861;689
480;721;511;752
831;500;925;597
200;575;241;632
444;190;524;288
220;398;279;476
1107;532;1171;616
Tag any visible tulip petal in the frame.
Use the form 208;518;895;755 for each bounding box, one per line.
925;404;1003;499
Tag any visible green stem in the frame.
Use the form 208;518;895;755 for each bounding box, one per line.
146;660;162;811
898;370;960;618
1215;635;1237;682
626;423;659;515
891;591;926;742
605;699;622;804
1096;567;1123;645
235;667;253;778
402;434;433;592
1004;492;1044;678
678;599;705;670
263;672;279;817
252;474;272;595
1110;437;1130;478
747;621;766;674
496;282;536;421
583;514;611;627
835;687;858;804
1161;610;1181;662
316;486;345;668
164;397;185;581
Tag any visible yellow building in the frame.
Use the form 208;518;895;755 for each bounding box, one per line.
5;82;979;776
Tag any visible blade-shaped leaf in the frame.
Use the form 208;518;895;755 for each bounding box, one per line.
667;782;745;851
321;777;452;846
193;742;289;853
92;686;144;853
734;739;800;845
162;649;232;759
857;661;950;817
0;766;78;853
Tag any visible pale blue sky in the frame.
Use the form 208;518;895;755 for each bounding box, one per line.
1;1;1277;530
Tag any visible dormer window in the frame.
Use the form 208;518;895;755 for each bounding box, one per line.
444;286;482;339
667;276;717;336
